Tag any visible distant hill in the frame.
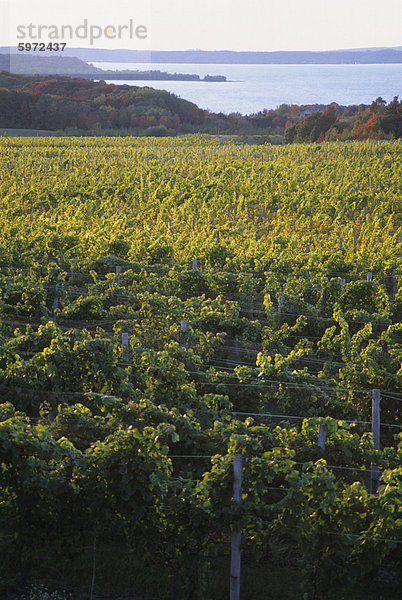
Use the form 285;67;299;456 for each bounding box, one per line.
0;54;100;75
0;54;226;81
0;71;215;135
1;46;401;64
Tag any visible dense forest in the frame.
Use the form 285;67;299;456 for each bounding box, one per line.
0;71;401;141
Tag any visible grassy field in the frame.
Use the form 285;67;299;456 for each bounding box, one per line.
0;128;58;136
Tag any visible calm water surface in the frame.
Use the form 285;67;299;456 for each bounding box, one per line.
94;62;402;115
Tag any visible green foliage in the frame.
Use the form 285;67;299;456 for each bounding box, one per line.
0;137;400;599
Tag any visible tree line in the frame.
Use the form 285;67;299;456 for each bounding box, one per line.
0;72;401;141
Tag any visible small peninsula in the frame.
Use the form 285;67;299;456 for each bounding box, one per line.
0;54;227;82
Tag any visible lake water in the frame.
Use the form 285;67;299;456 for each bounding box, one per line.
93;62;402;115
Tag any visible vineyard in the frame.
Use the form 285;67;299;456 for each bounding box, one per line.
0;136;401;599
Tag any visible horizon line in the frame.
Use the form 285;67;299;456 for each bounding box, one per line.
1;45;402;54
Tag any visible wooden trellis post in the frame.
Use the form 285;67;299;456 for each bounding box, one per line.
53;274;60;314
318;424;327;450
180;319;188;347
230;454;243;600
371;389;381;494
122;333;129;362
340;278;346;294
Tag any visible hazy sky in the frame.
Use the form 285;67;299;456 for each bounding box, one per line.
1;0;401;52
